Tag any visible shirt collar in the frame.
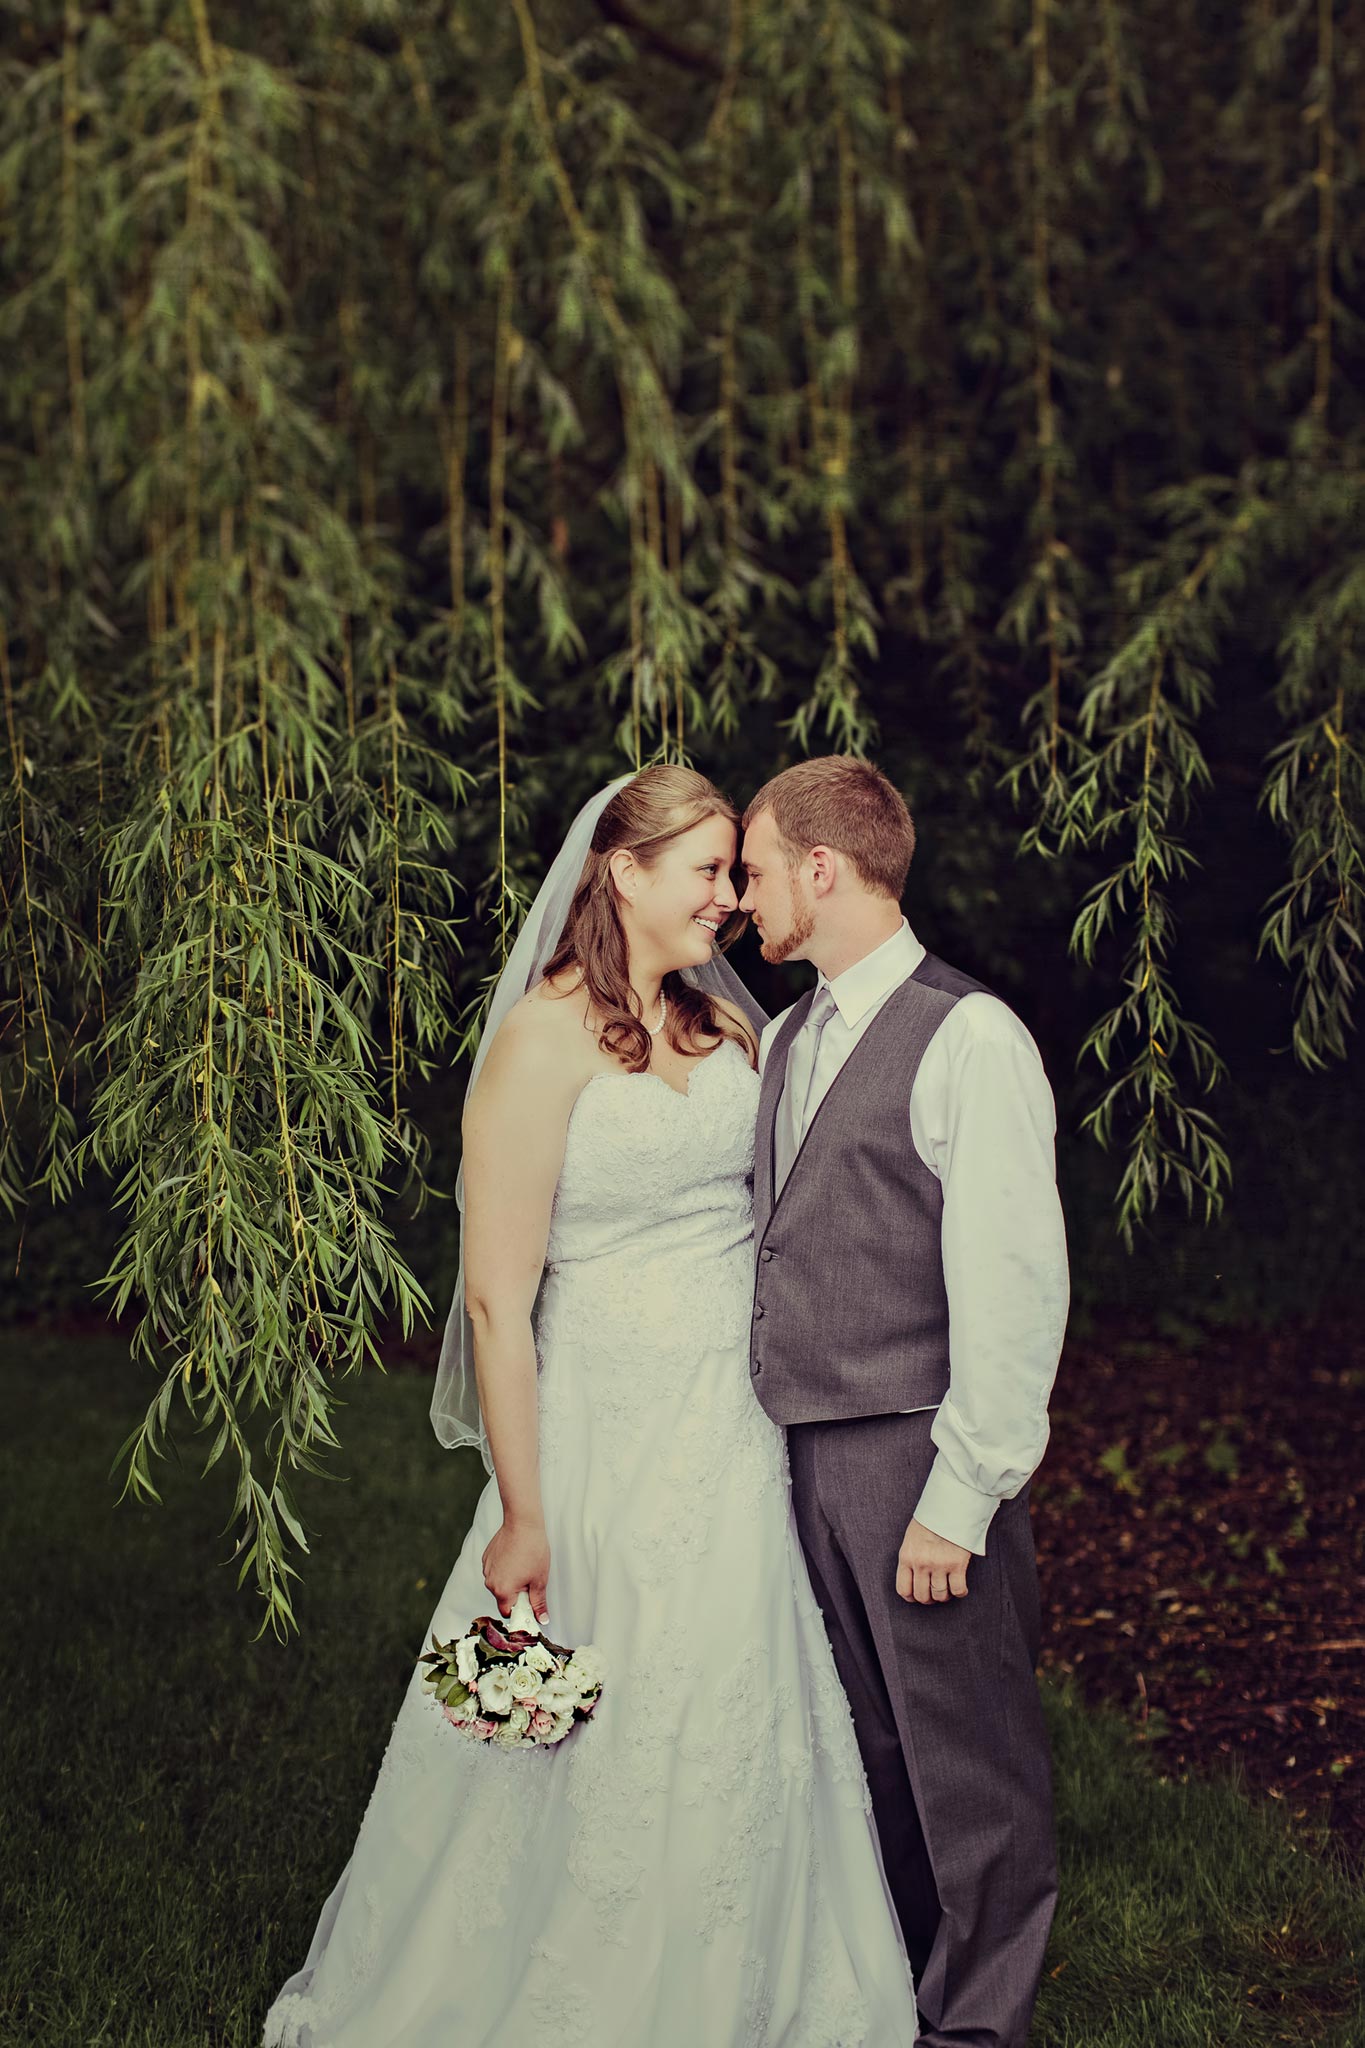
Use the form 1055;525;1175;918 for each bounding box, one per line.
815;917;925;1029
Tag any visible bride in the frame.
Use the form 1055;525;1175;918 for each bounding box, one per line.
262;766;920;2046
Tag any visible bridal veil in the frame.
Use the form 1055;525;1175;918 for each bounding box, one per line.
430;770;768;1467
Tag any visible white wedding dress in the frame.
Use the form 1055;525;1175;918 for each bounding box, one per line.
263;1036;919;2046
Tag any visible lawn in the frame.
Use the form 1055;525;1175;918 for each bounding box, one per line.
2;1331;1360;2047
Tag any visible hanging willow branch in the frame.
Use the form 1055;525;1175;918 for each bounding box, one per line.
777;2;880;754
509;0;711;764
1253;0;1363;1073
1067;492;1273;1239
1259;548;1365;1072
999;0;1088;856
29;18;466;1637
694;0;786;738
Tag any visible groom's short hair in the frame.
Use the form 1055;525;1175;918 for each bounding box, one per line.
743;756;916;901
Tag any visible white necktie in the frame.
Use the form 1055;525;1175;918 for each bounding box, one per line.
773;985;839;1195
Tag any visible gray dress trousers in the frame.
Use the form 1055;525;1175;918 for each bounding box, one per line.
750;959;1059;2048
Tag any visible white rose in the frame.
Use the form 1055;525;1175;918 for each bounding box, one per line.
511;1658;544;1700
525;1641;557;1674
507;1704;531;1736
537;1675;579;1716
563;1645;605;1692
548;1710;576;1743
454;1636;481;1687
477;1663;517;1715
493;1718;524;1746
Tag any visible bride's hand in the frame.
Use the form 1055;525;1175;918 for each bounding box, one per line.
481;1516;551;1626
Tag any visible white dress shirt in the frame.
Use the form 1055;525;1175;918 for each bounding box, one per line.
758;919;1069;1555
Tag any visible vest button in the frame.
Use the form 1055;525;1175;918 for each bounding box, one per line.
760;1249;774;1263
752;1358;762;1375
754;1303;765;1319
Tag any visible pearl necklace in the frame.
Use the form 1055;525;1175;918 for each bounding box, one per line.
647;992;667;1037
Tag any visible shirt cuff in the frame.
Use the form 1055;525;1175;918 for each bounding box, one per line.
912;1456;1001;1557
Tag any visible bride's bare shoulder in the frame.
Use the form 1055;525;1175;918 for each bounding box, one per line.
466;975;596;1126
530;963;590;1003
488;970;595;1066
522;967;594;1030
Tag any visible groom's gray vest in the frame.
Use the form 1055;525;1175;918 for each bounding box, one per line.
750;952;992;1426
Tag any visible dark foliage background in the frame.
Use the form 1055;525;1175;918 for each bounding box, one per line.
2;0;1362;1624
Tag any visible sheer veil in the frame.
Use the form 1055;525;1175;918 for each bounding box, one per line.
430;771;770;1466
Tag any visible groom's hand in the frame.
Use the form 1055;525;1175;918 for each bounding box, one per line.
896;1518;972;1604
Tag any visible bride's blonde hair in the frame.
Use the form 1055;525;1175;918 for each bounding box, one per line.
538;765;753;1073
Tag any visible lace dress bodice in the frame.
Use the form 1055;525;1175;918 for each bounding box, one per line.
535;1038;761;1430
544;1034;756;1272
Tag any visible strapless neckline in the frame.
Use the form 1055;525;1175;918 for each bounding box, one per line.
577;1034;747;1106
545;1032;757;1278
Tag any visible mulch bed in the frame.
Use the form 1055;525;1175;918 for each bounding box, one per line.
1033;1313;1365;1864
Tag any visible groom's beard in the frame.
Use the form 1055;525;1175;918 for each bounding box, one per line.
759;890;815;965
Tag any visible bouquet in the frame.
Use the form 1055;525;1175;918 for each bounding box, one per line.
420;1589;605;1749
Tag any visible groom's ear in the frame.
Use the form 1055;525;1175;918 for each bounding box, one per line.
808;844;838;894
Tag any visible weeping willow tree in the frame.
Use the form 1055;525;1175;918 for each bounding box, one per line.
2;0;1361;1631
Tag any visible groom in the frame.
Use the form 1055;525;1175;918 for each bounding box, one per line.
738;757;1068;2048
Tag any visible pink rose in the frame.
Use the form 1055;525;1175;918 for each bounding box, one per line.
530;1708;554;1737
472;1718;497;1740
442;1701;471;1727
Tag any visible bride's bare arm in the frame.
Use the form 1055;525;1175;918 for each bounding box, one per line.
461;994;583;1617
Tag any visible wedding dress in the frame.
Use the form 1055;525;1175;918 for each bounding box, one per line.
263;1035;919;2046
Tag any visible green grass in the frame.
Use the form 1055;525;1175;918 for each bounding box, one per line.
2;1334;1360;2047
